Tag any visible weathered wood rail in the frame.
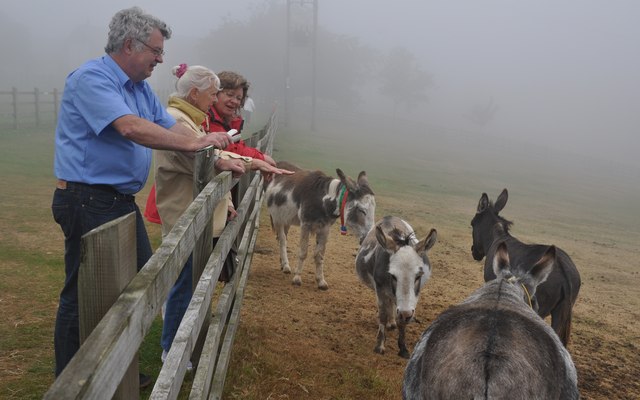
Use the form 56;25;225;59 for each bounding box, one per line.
44;112;277;399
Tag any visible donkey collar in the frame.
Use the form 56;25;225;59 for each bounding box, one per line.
506;276;533;309
521;283;533;309
338;185;348;235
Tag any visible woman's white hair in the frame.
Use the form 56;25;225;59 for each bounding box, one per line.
171;65;221;100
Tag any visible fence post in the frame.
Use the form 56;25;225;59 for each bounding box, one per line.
78;212;139;399
12;87;18;129
53;88;60;123
34;87;40;126
191;145;216;366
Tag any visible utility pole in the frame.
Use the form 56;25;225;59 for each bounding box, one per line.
284;0;318;131
284;0;291;128
311;0;318;131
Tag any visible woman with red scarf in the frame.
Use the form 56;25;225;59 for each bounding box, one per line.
205;71;276;166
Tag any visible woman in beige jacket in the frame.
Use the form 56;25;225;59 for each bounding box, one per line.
155;64;291;367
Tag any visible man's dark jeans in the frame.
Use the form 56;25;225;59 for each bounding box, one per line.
51;182;152;376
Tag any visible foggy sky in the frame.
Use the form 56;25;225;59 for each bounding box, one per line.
5;0;639;168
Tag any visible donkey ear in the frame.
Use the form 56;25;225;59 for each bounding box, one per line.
375;225;398;252
416;228;437;253
494;188;508;213
337;168;358;192
492;242;510;277
529;245;556;288
357;171;371;191
477;193;490;213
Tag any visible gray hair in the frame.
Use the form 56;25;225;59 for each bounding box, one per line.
105;7;172;54
171;65;221;100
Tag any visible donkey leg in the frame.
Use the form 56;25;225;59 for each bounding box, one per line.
397;321;410;358
275;225;291;274
292;225;311;286
374;293;394;354
312;226;330;290
374;322;386;354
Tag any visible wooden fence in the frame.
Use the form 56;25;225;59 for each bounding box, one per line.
44;112;277;399
0;88;61;128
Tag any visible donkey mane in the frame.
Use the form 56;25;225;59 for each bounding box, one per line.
488;200;514;234
389;227;413;247
303;171;334;192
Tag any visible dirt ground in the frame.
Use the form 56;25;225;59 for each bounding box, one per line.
224;203;640;399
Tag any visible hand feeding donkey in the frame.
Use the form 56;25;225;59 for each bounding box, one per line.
403;242;580;400
356;216;437;358
265;161;376;290
471;188;581;346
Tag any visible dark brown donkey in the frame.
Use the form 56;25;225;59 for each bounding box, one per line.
471;188;581;346
403;243;580;399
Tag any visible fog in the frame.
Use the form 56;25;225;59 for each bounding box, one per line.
3;0;639;171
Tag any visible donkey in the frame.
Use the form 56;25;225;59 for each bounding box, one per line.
403;242;580;400
471;188;581;346
356;216;437;358
265;161;376;290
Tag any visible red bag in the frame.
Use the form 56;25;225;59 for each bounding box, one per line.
144;184;162;224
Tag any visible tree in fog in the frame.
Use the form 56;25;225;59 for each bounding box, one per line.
378;46;433;118
464;97;499;128
196;2;375;111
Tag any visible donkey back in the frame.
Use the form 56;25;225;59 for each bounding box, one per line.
403;243;579;400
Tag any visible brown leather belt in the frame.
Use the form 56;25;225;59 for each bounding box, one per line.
56;179;135;202
56;179;68;190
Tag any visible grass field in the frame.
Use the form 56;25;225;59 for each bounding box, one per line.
0;115;638;398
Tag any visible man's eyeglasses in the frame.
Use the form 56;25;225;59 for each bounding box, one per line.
134;38;164;57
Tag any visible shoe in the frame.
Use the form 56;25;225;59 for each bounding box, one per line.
162;349;193;371
139;373;152;389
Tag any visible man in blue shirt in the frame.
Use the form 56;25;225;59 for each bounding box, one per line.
51;7;241;386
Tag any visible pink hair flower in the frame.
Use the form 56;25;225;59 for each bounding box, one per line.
176;63;188;78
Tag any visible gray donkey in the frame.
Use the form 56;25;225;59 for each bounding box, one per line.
403;242;579;400
356;216;437;358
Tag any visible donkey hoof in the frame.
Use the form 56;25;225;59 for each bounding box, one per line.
374;346;385;355
282;266;291;274
292;276;302;286
398;349;410;359
317;281;329;291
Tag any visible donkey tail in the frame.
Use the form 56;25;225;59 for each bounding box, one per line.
554;252;581;347
554;287;574;347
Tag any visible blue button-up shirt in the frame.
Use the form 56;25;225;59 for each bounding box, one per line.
54;55;175;194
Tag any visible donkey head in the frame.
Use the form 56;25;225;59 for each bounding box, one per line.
376;226;438;323
336;168;376;244
471;188;510;261
492;241;556;311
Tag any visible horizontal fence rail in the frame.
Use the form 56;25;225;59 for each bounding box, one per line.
44;111;278;399
0;87;61;128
